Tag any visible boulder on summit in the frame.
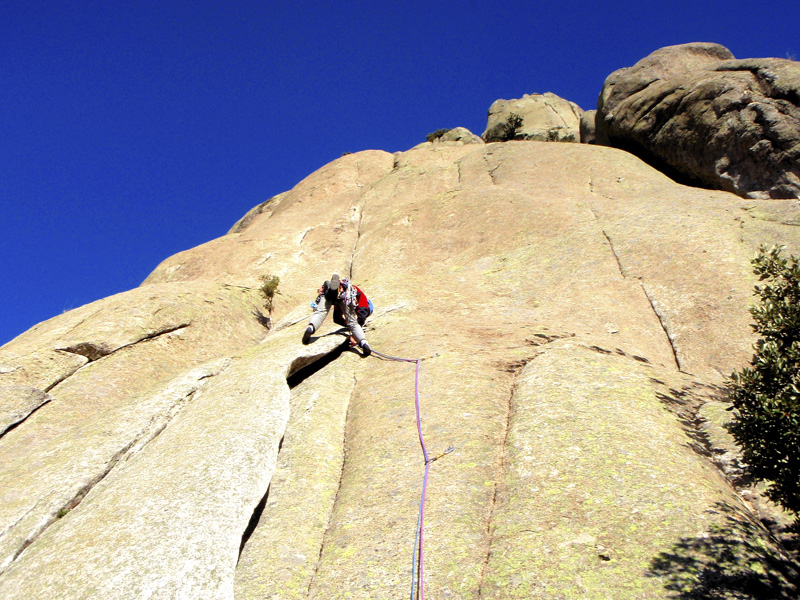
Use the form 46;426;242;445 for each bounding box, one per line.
597;42;800;199
483;92;583;142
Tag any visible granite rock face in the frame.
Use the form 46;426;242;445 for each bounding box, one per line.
431;126;484;146
2;140;799;598
580;108;597;143
483;92;583;142
598;42;800;199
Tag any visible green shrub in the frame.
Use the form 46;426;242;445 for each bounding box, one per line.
483;113;524;142
259;274;280;312
729;245;800;517
426;128;451;143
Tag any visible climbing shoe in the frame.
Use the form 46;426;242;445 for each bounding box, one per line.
360;340;372;357
302;325;314;345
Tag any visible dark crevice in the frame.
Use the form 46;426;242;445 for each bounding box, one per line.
592;210;680;370
43;363;83;393
588;207;680;371
641;283;683;372
239;484;270;561
349;206;364;281
525;331;575;347
601;229;626;279
287;340;349;389
57;323;191;362
43;324;192;397
0;395;53;440
238;342;350;570
483;152;499;185
477;363;522;598
612;137;718;191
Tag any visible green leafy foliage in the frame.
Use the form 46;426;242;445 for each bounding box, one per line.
426;128;451;143
729;245;800;517
259;274;280;312
483;112;524;142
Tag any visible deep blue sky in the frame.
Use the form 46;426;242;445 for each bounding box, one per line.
2;1;798;346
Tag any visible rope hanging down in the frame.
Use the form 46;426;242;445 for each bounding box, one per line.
370;348;453;600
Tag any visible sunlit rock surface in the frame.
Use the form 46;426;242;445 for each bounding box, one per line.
2;140;799;598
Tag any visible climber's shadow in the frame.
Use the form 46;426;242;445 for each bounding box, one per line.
647;502;800;598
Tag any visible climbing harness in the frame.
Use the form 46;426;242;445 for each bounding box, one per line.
370;348;453;600
338;277;358;307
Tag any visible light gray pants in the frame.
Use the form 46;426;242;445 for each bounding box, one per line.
308;294;366;344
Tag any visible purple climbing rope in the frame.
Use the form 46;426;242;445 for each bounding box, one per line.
371;348;449;600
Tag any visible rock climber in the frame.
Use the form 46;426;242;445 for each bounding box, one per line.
302;273;373;356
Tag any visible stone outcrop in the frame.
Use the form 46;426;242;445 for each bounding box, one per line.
434;126;484;145
597;42;800;199
2;139;800;598
580;108;597;143
483;92;583;142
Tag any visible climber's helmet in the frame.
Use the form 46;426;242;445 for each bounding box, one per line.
329;273;340;292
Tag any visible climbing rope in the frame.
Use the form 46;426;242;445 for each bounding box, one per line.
370;348;453;600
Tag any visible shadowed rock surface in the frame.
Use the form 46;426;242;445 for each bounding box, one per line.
598;42;800;199
1;138;799;598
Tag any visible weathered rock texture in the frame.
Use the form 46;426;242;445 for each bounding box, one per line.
434;126;484;145
598;42;800;199
580;108;597;143
2;140;800;598
483;92;583;142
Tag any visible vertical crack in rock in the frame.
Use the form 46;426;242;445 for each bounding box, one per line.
641;283;683;372
238;485;271;561
306;372;357;598
349;204;364;281
483;150;499;185
601;229;627;278
591;207;682;372
476;365;519;598
235;342;352;596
